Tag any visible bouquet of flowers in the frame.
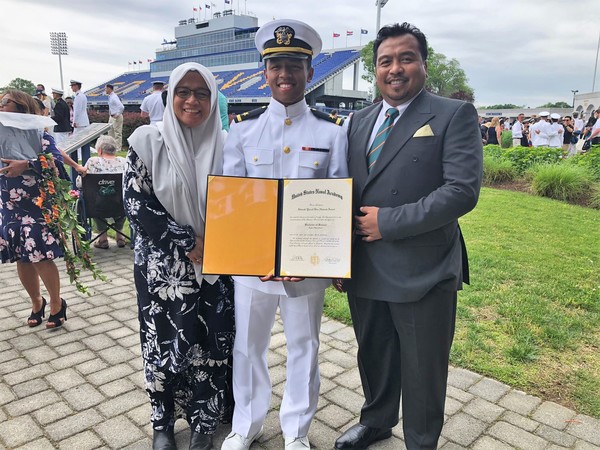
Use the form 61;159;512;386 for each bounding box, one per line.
34;153;106;293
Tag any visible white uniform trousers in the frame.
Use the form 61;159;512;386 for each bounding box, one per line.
231;283;325;439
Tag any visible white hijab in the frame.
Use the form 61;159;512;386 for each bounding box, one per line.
128;63;224;284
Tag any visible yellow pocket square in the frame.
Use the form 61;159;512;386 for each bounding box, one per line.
413;124;434;137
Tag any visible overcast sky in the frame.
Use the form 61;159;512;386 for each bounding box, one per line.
2;0;599;107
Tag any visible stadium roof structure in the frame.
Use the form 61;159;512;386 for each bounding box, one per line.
86;49;363;107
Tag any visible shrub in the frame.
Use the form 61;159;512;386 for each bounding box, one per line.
483;155;516;184
502;146;564;173
529;164;593;202
483;144;503;158
88;111;149;149
567;146;600;181
589;184;600;210
501;130;512;148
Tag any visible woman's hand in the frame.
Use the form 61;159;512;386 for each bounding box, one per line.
0;159;29;177
186;237;204;265
78;165;87;176
259;275;305;282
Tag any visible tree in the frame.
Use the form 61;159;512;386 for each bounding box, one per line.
537;101;571;109
1;78;36;95
360;41;475;102
480;104;523;109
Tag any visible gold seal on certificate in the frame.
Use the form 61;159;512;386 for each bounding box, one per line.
202;176;352;278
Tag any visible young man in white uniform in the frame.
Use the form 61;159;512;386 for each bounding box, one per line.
69;79;90;184
221;19;348;450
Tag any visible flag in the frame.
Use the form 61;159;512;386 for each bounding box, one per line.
193;7;198;11
361;29;368;34
333;33;340;38
205;3;210;8
346;31;353;36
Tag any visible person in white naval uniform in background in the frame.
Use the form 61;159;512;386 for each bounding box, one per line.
140;80;166;124
530;111;551;147
547;113;564;148
69;79;90;185
221;19;348;450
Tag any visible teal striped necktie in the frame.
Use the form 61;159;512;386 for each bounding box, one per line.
367;107;399;172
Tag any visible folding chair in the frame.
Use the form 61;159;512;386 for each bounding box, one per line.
75;172;130;246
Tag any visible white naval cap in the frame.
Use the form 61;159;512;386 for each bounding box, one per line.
255;19;322;61
539;111;550;117
51;88;64;95
550;113;561;120
69;79;82;85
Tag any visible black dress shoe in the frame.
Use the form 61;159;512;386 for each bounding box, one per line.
190;431;213;450
153;429;176;450
334;423;392;449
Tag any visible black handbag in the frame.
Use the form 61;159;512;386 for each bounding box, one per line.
582;139;591;151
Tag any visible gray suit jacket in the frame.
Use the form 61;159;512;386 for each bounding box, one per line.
346;90;483;303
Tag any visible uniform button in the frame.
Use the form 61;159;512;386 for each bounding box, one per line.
314;161;319;167
253;156;258;162
391;189;398;195
412;156;419;162
283;146;291;154
285;118;292;126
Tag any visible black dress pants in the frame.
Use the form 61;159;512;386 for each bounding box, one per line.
348;283;457;450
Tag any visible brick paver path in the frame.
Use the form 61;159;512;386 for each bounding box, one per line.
0;245;598;449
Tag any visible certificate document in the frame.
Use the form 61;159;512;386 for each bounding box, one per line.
202;176;352;278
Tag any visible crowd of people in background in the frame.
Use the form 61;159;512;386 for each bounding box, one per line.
478;108;599;156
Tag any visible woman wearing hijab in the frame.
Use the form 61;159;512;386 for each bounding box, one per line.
125;63;234;450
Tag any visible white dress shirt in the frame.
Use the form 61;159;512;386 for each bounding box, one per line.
108;91;124;116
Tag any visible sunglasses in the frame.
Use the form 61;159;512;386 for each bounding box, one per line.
0;98;16;106
174;87;210;101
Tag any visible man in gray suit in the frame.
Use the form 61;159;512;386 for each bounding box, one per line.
334;23;483;450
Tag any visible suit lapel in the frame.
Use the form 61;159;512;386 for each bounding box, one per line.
366;91;435;184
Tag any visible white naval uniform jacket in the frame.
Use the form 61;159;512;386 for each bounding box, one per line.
223;98;349;298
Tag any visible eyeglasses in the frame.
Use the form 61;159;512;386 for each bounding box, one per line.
0;98;16;106
174;87;210;101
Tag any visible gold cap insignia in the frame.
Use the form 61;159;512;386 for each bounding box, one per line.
274;26;294;46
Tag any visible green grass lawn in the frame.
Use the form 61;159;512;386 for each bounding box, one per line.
324;187;600;417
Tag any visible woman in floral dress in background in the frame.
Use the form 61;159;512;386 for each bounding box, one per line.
0;89;69;328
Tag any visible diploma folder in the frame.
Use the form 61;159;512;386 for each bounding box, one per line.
202;176;352;278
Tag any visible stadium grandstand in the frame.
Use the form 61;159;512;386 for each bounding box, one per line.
86;10;369;115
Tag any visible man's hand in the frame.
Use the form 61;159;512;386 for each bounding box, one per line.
186;237;204;265
332;278;345;292
355;206;382;242
0;159;29;177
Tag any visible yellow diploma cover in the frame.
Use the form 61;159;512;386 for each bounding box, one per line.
202;176;352;278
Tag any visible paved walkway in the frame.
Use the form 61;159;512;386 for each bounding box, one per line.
0;244;598;449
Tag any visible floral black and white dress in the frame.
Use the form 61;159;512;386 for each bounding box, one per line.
0;132;66;263
124;148;234;433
